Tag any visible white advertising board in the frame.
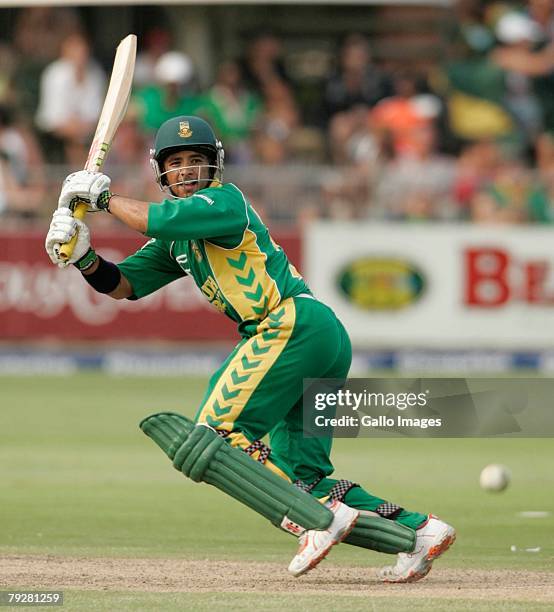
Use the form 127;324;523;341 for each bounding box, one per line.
305;222;554;349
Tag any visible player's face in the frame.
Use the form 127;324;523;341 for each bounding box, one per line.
162;150;212;198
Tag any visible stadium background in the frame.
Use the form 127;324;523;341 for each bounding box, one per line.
1;2;553;610
2;0;554;375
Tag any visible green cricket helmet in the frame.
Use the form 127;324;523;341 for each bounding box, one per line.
150;115;224;195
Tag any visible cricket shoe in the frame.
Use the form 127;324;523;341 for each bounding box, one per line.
377;515;456;583
288;500;359;577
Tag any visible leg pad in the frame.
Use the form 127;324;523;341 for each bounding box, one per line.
140;412;333;533
346;512;416;553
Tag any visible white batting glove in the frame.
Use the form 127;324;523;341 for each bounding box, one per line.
58;170;112;212
45;207;91;268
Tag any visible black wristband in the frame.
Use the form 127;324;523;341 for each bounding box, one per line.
81;256;121;294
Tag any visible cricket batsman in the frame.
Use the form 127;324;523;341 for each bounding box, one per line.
45;115;455;581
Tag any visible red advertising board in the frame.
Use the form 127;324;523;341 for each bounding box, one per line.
0;229;300;341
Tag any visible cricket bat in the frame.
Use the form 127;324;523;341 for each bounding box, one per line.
59;33;137;261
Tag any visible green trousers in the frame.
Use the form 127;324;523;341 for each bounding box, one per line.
194;295;426;530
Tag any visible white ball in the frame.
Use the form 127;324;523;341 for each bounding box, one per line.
480;464;510;492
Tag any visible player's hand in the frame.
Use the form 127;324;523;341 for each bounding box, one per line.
45;207;91;268
58;170;112;212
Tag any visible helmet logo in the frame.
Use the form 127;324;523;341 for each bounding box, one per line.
178;121;193;138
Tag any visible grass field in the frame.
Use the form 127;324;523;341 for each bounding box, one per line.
1;373;553;611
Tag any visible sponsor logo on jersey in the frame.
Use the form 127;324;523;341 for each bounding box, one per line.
201;275;227;313
178;121;193;138
337;257;425;310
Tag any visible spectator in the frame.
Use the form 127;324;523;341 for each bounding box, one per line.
133;27;172;89
432;5;521;149
35;32;106;165
320;162;374;220
323;34;391;164
491;2;554;134
373;117;457;221
0;154;42;220
0;105;44;219
12;7;82;119
240;31;292;94
439;55;516;145
528;0;554;38
253;77;300;165
135;51;203;134
527;131;554;221
452;139;504;218
371;71;443;158
324;34;391;119
317;110;384;220
493;11;544;145
470;155;530;224
0;44;16;106
238;31;310;164
203;59;262;163
451;0;497;59
527;170;554;222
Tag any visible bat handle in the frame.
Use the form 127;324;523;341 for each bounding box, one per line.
58;202;88;261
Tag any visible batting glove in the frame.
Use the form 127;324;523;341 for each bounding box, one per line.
58;170;112;212
45;207;92;268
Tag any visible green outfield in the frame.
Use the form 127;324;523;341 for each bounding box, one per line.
1;373;553;611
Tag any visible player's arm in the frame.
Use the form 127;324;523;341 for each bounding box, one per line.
145;190;247;241
51;169;246;241
51;189;244;240
107;189;247;241
76;236;185;301
108;194;149;234
80;255;133;300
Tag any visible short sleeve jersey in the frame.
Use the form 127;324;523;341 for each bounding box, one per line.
117;183;310;324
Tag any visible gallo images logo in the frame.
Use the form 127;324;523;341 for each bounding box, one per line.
337;257;425;310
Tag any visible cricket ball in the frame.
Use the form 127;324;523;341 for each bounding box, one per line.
480;463;510;492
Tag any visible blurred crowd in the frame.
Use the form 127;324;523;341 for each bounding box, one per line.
2;2;554;226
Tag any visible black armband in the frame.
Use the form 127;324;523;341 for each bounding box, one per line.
81;255;121;294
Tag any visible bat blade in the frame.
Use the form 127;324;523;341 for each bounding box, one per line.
59;34;137;261
84;34;137;172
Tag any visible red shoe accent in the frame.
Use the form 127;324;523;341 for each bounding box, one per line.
427;531;457;561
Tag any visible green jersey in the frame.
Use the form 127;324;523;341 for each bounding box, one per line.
117;183;310;325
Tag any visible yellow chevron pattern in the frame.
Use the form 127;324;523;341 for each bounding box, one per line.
204;230;281;320
197;299;294;435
